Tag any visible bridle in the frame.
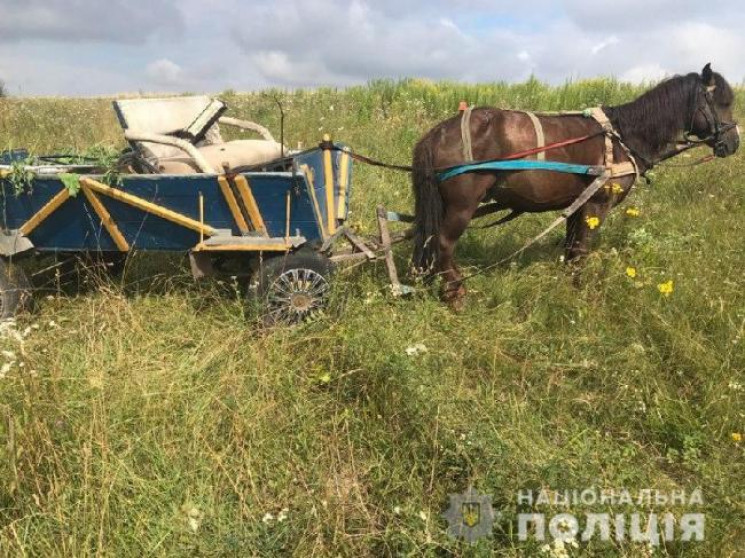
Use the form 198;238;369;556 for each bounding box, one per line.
684;82;738;157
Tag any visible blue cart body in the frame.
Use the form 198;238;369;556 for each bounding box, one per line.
0;145;353;256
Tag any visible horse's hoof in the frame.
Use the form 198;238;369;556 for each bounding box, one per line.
447;296;466;313
441;284;466;312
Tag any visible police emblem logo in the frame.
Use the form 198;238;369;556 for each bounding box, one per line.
443;487;497;544
461;502;480;527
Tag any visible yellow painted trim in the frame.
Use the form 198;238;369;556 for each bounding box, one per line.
336;151;350;220
300;164;326;240
20;188;70;236
322;136;336;235
285;190;291;242
81;185;129;251
217;176;249;234
80;178;216;236
233;175;268;236
193;242;291;252
199;192;205;244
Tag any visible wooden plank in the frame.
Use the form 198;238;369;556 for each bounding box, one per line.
285;190;291;242
80;177;217;236
300;164;327;240
377;204;402;296
81;185;129;251
322;135;336;235
233;175;268;236
217;176;249;234
19;188;71;236
336;151;350;220
193;242;291;252
344;229;376;259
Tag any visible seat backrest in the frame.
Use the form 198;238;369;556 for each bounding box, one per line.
113;96;226;159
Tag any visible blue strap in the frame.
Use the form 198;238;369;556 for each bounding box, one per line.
438;160;596;182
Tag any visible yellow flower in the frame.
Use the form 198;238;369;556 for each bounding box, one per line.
732;432;742;443
625;207;641;217
585;216;600;230
626;267;637;278
611;183;624;195
657;280;674;297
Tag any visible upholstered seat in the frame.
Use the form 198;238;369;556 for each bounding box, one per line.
113;96;284;174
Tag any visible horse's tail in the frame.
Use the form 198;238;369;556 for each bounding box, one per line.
412;134;442;274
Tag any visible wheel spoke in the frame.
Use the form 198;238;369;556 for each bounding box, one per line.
264;264;330;324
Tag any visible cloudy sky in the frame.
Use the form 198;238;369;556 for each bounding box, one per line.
0;0;742;96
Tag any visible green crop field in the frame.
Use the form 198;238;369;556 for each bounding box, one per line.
0;78;743;556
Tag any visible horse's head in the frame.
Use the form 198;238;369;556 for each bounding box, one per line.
687;63;739;158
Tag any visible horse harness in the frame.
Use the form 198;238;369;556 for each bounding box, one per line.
459;105;639;181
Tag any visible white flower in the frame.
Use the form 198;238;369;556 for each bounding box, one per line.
186;507;202;533
418;510;428;521
405;343;428;357
393;506;402;515
729;381;743;391
0;362;12;377
277;508;288;522
262;512;274;524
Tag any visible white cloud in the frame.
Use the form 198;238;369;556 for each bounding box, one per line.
1;0;745;95
146;59;185;86
621;63;670;83
0;0;183;44
591;36;619;55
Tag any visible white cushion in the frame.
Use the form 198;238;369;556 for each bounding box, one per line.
156;140;284;174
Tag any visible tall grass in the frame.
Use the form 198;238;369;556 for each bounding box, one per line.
0;78;743;556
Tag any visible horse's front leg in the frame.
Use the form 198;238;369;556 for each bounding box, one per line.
564;200;612;262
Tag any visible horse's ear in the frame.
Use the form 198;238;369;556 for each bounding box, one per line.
701;63;715;86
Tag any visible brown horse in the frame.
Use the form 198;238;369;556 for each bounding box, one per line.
412;64;740;308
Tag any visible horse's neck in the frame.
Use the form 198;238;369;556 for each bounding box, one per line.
605;96;692;168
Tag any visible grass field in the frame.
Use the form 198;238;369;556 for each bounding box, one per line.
0;78;743;556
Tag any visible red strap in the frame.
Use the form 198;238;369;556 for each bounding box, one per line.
501;134;598;160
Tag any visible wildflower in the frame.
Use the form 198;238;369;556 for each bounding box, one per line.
732;432;742;443
657;280;674;297
610;182;624;195
585;216;600;230
277;508;288;522
262;512;274;524
625;207;641;217
625;267;637;278
728;381;743;391
186;507;202;533
405;343;428;357
393;506;402;515
418;510;428;521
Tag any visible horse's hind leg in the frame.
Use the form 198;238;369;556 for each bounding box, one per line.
438;203;478;311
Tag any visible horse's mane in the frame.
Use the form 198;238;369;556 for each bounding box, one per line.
605;72;733;155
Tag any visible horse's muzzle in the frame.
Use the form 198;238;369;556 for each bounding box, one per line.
714;125;740;157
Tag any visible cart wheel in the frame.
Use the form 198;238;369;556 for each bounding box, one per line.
0;258;31;321
258;251;333;325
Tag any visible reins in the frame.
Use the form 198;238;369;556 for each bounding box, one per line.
330;131;605;174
